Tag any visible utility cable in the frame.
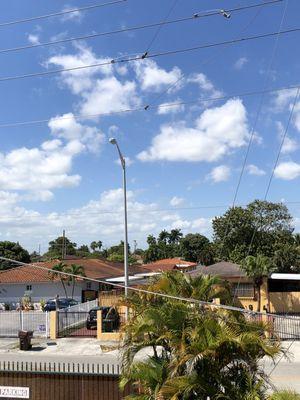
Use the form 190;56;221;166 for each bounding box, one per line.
0;26;299;83
0;0;127;28
1;83;299;129
224;0;290;268
0;1;281;56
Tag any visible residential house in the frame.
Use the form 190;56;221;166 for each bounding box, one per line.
188;261;300;314
142;258;198;272
0;258;149;309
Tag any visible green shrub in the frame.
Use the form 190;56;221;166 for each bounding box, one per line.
270;390;300;400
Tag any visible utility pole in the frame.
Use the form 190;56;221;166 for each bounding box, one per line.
133;240;137;254
62;230;65;260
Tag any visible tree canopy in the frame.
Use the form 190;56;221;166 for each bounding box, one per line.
0;241;30;271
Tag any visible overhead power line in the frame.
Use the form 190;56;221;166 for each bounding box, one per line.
0;200;300;222
0;25;298;84
0;83;298;129
0;0;127;28
0;0;282;56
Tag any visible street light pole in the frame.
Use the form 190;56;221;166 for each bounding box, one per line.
109;138;129;298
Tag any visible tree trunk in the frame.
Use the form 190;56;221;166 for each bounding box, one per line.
72;278;75;299
257;284;261;312
61;279;68;298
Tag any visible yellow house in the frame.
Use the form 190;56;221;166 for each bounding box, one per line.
188;261;300;314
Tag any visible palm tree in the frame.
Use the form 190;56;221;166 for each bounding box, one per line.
66;264;86;299
49;262;69;298
120;272;282;399
90;241;102;252
168;229;183;245
242;254;274;312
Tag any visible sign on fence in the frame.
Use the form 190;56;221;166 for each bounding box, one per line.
0;386;29;399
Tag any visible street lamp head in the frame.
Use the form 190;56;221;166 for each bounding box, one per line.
109;137;117;145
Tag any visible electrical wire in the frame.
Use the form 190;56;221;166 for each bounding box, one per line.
0;26;299;83
0;83;299;129
0;1;282;56
1;200;300;223
143;0;179;56
223;0;290;266
0;0;127;28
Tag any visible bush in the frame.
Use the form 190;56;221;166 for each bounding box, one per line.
270;390;300;400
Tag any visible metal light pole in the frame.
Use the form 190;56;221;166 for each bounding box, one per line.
109;138;129;298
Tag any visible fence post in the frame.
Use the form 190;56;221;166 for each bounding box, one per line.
50;311;58;340
97;310;102;340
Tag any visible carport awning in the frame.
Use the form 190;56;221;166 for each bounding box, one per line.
270;273;300;280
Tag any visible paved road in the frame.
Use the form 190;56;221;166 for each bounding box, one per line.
0;339;300;391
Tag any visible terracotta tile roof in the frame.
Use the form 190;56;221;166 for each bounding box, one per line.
143;258;197;272
188;261;246;278
0;259;150;284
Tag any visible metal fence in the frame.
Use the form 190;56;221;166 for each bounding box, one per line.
0;311;49;338
57;299;98;337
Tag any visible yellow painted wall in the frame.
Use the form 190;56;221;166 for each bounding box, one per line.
269;292;300;313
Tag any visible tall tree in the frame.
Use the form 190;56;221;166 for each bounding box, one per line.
90;241;103;252
212;200;294;264
46;236;77;259
49;262;69;298
66;264;86;299
168;229;183;245
0;241;30;271
241;254;274;312
180;233;213;264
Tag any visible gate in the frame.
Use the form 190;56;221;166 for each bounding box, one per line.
57;311;96;338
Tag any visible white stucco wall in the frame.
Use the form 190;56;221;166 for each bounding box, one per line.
0;280;99;308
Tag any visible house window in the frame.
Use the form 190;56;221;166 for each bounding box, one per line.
26;285;32;291
231;283;254;298
86;282;92;290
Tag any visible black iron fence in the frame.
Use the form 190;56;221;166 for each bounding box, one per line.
58;311;96;338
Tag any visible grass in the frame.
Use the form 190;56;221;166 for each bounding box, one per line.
269;390;300;400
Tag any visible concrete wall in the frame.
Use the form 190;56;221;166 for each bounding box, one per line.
0;281;99;309
269;292;300;313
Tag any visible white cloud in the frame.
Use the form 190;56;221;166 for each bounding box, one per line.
247;164;266;176
234;57;248;70
138;99;251;162
60;5;83;22
276;121;299;154
157;101;185;115
207;165;230;183
273;88;298;111
0;189;212;252
47;44;113;94
27;34;40;45
48;113;105;153
275;161;300;180
170;196;184;207
115;157;134;167
188;73;222;98
79;76;140;116
134;59;182;92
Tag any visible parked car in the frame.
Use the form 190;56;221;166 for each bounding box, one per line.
43;298;78;312
86;307;120;332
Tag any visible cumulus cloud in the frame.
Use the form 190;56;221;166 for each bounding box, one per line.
275;161;300;180
170;196;184;207
157;101;185;115
247;164;266;176
60;5;83;22
207;165;230;183
234;57;248;70
276;121;299;154
188;73;222;98
138;99;251;162
273;88;298;111
134;59;182;92
47;44;113;94
48;113;105;153
0;189;211;251
27;34;40;45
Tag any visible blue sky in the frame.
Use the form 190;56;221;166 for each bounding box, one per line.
0;0;300;253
